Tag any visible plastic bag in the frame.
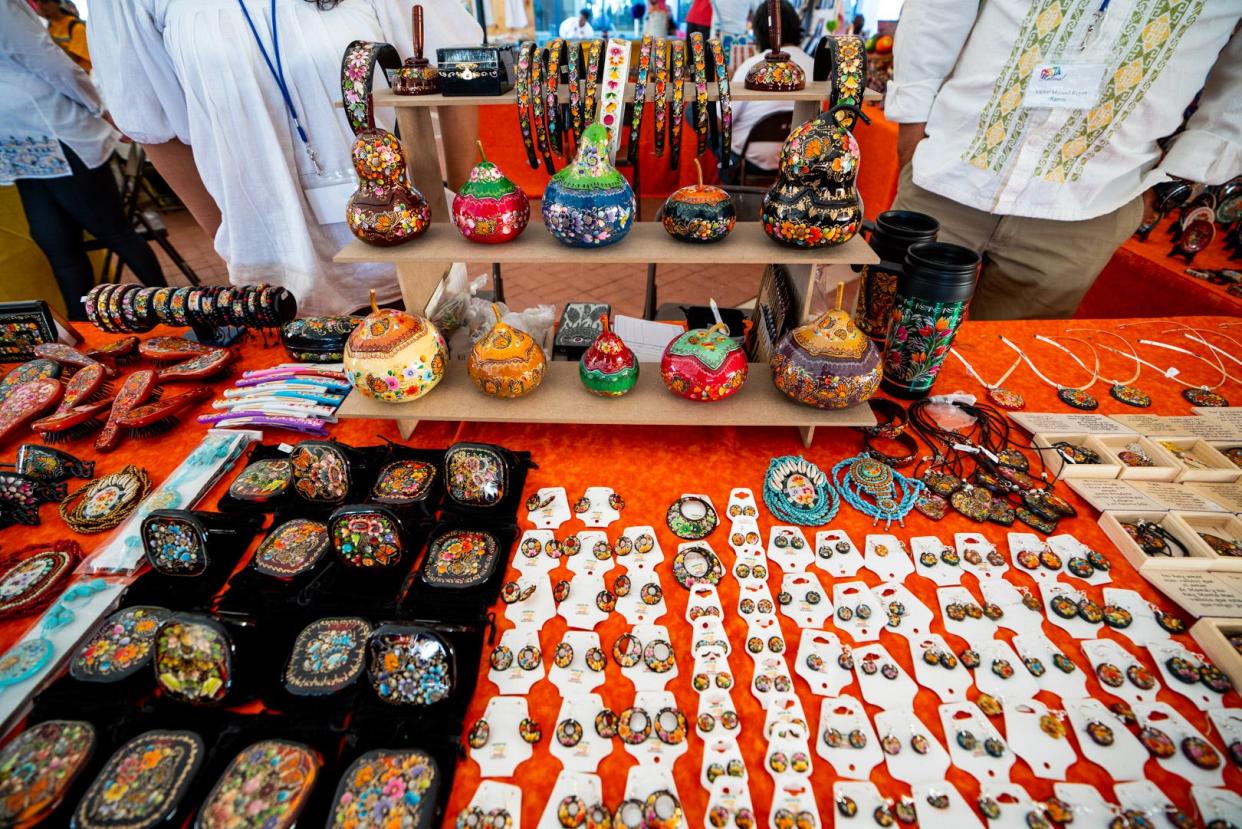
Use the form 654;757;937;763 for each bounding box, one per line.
429;264;486;337
448;296;556;359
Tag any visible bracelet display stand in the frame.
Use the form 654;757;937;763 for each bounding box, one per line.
335;83;880;445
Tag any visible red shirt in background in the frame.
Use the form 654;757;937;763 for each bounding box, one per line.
686;0;712;26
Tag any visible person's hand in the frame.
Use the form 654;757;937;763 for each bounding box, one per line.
1140;187;1159;228
897;122;927;171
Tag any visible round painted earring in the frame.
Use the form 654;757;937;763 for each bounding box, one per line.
467;719;490;748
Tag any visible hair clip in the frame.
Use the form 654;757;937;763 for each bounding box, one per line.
330;505;405;569
73;730;204;828
9;444;94;483
0;719;95;824
153;613;234;705
197;412;330;437
366;624;455;706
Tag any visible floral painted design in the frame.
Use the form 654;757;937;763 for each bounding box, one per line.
371;461;436;505
142;516;205;576
197;740;319;829
0;549;74;617
0;720;95;826
423;530;499;587
332;510;402;568
542;124;635;248
72;606;169;682
154;616;231;705
290;443;348;503
367;627;452;705
228;459;291;502
252;519;329;579
73;731;202;829
326;749;439;829
882;298;967;394
445;444;507;507
284;617;372;696
341;41;380;135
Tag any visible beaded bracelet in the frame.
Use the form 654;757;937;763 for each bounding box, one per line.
628;35;654;165
567;40;584;143
515;42;539;169
544;38;564;157
530;47;555;174
668;38;686;169
708;37;732;166
584;39;603;123
689;33;710;157
651;38;670;157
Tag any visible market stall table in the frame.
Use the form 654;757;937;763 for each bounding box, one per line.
1;315;1239;828
1078;216;1242;319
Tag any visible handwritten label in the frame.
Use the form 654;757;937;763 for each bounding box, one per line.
1185;482;1242;514
1111;414;1239;441
1011;412;1137;436
1130;481;1230;513
1066;479;1166;513
1144;571;1242;617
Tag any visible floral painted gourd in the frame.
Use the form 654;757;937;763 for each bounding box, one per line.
343;291;447;402
542;123;635;248
771;282;880;409
452;142;530;244
661;159;736;243
345;95;430;246
468;305;546;398
579;315;638;397
744;0;806;91
661;323;748;402
393;6;440;95
761;105;863;249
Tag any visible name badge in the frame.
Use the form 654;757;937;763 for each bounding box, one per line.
1024;62;1107;109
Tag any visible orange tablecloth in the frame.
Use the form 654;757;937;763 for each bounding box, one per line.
1078;214;1242;318
2;316;1240;827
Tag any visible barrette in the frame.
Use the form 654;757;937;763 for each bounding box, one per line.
195;412;329;436
96;370;157;452
212;398;339;420
0;470;66;526
0;378;64;444
33;342;117;378
223;382;346;398
2;444;94;482
157;348;234;382
222;388;344;406
241;366;347;382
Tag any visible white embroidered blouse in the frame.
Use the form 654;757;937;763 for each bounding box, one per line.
885;0;1242;221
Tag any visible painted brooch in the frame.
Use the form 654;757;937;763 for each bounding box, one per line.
0;719;95;827
70;605;170;683
251;519;330;580
73;730;203;829
284;617;373;697
371;460;437;505
330;506;404;568
421;529;500;588
444;442;510;508
326;749;439;829
197;740;320;829
367;624;454;706
227;459;292;503
289;441;350;504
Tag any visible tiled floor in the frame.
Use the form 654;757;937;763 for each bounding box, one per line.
150;201;768;320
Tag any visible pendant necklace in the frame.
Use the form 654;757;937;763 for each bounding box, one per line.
1116;322;1232;407
948;342;1025;410
1065;328;1151;407
1001;335;1100;410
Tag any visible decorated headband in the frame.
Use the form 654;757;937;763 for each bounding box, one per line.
341;40;403;135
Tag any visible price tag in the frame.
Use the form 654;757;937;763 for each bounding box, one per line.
1024;62;1107;109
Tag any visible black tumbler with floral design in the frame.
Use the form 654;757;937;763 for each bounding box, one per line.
853;210;940;340
880;242;980;398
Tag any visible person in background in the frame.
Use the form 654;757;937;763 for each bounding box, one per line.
723;0;810;178
887;0;1241;320
559;7;595;38
848;13;864;35
88;0;483;318
643;0;672;36
685;0;713;40
31;0;90;72
1;0;165;320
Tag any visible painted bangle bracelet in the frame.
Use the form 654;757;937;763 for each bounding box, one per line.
668;38;686;169
544;39;564;157
584;39;603;123
651;37;669;157
515;41;539;169
531;49;554;174
689;33;709;157
708;37;732;164
628;34;654;165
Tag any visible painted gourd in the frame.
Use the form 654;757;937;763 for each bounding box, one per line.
346;121;430;246
468;305;547;398
579;315;639;397
452;141;530;244
343;291;447;402
771;282;881;409
761;105;863;249
542;123;635;248
661;159;736;243
660;323;748;402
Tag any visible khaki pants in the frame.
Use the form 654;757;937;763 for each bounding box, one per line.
891;164;1144;320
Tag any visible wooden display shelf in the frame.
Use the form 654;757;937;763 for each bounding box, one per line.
336;222;878;266
337;360;875;444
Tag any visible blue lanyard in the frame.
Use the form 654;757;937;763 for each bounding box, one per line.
237;0;310;148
